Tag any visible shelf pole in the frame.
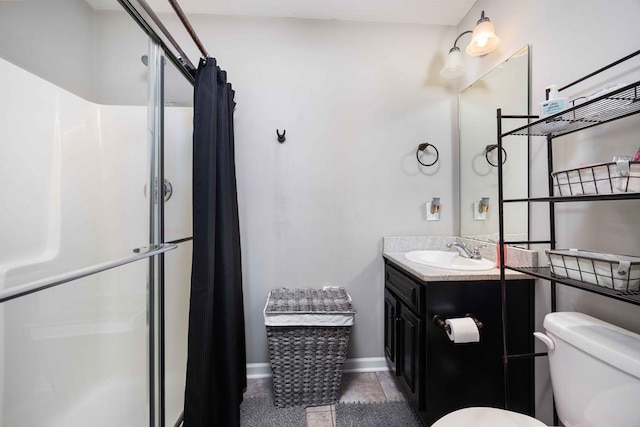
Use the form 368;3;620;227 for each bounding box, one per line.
546;134;557;313
497;108;511;410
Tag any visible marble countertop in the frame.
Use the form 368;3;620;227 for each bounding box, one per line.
383;252;530;282
383;236;537;282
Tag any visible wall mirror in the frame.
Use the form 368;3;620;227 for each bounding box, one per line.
459;45;530;243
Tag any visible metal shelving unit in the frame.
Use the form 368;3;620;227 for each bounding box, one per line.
497;49;640;309
504;81;640;138
508;266;640;306
494;51;640;419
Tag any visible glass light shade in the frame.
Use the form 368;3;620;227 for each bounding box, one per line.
440;47;466;79
466;20;500;56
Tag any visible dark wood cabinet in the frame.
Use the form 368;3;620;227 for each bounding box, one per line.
383;260;535;426
383;289;398;371
397;303;422;403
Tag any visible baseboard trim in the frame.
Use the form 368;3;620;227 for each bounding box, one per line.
343;357;389;373
246;357;389;379
246;363;271;379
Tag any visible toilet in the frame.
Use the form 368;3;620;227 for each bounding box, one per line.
432;312;640;427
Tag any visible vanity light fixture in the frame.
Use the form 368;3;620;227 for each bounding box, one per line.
427;197;441;221
440;10;501;79
473;197;489;221
431;197;441;214
479;197;490;213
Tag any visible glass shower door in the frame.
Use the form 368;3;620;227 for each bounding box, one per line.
0;1;162;425
0;264;150;427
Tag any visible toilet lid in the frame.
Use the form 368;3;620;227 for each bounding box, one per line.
431;407;547;427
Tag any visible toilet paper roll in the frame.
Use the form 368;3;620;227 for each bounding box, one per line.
445;317;480;343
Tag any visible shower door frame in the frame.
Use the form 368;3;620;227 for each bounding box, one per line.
116;2;198;426
147;39;194;427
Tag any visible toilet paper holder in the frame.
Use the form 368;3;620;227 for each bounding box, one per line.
433;313;484;333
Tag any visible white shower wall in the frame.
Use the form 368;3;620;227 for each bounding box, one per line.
0;57;192;426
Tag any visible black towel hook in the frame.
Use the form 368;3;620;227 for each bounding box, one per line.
276;129;286;143
485;144;507;167
416;142;439;167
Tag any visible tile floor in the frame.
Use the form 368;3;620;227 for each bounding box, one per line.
243;371;410;427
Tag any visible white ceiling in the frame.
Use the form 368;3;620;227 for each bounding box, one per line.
87;0;476;26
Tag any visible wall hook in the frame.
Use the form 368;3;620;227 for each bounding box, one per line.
416;142;439;167
276;129;286;143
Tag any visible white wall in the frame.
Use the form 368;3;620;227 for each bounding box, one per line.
135;14;457;362
0;1;156;106
0;0;95;101
457;0;640;423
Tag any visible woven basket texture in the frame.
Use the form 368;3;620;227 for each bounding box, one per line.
265;287;355;314
265;287;354;408
267;326;351;407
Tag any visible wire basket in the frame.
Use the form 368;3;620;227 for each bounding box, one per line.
546;249;640;291
551;160;640;196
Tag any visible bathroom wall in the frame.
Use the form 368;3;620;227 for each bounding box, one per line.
0;0;95;101
96;12;457;363
456;0;640;423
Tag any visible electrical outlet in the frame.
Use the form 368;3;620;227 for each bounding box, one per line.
473;201;487;221
426;202;440;221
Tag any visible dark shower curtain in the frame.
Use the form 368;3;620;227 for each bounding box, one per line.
183;57;246;427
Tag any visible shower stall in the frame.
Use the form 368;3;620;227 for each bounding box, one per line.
0;1;196;425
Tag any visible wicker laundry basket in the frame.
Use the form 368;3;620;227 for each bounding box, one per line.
264;287;356;408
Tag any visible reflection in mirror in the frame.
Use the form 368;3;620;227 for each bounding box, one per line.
459;45;530;244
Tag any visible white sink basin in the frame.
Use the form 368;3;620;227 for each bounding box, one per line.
404;250;495;271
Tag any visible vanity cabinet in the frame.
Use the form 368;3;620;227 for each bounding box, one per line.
384;265;425;404
384;260;535;426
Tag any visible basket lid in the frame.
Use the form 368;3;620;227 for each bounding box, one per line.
264;287;356;327
265;287;355;314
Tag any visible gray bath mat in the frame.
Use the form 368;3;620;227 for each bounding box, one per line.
240;397;305;427
335;400;422;427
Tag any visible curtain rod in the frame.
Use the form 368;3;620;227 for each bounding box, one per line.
168;0;209;59
134;0;196;70
117;0;195;83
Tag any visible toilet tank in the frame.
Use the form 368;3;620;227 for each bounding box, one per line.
543;312;640;427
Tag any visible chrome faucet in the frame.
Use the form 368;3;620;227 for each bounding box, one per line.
447;241;484;260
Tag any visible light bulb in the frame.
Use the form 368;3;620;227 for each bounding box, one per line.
440;47;466;79
466;18;500;56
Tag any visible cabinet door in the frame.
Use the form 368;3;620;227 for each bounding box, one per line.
398;304;422;403
383;289;398;372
